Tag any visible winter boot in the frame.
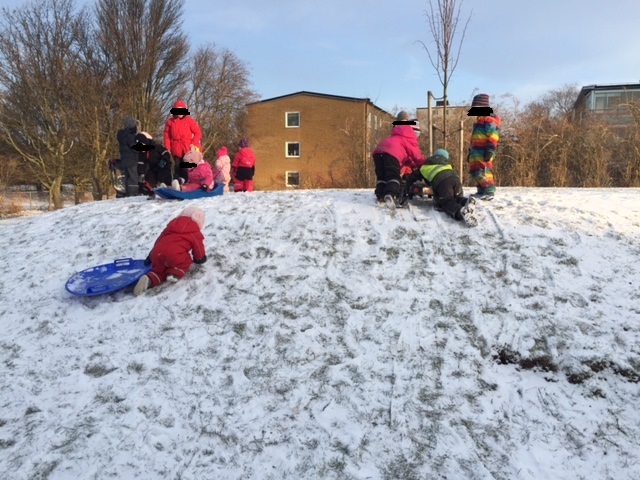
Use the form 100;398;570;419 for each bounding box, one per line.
464;195;476;214
134;275;150;296
171;179;181;191
459;205;478;227
167;274;179;283
384;194;396;211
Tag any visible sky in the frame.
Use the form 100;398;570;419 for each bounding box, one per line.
2;0;640;113
179;0;640;112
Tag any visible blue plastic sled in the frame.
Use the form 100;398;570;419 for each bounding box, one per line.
65;258;151;296
153;183;224;200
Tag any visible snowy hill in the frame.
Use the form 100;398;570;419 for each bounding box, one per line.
1;188;639;480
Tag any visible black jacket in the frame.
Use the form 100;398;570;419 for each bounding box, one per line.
116;127;138;168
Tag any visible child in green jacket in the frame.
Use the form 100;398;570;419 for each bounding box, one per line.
404;149;478;227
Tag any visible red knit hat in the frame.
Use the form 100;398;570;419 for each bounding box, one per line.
216;146;228;157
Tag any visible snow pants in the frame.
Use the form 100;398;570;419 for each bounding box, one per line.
469;151;496;195
122;164;139;196
147;249;192;287
234;166;255;192
174;156;189;185
373;152;402;200
146;166;172;188
433;175;468;221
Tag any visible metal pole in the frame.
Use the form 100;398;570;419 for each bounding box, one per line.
427;91;433;156
459;120;464;182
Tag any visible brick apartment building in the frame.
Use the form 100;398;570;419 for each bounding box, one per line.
246;91;395;190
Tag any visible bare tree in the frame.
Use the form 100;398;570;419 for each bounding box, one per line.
0;0;87;209
95;0;189;131
541;84;580;120
417;0;471;150
335;118;373;188
178;44;259;157
66;49;120;200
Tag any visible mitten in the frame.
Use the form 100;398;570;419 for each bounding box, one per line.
193;255;207;265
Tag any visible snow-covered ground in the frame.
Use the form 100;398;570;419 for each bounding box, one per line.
0;187;639;480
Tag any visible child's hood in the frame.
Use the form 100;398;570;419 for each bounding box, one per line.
391;125;418;140
216;146;228;157
183;150;205;164
176;206;205;231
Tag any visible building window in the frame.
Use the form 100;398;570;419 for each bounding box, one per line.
591;91;639;111
286;171;300;188
286;142;300;158
286;112;300;128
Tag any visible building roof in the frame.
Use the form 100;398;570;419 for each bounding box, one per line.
578;83;640;92
247;91;393;116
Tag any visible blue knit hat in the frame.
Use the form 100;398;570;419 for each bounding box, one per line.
434;148;449;160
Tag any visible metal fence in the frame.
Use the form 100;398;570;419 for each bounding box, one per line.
0;186;92;211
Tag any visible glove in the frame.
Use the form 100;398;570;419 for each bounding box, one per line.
144;256;151;266
193;255;207;265
484;150;494;161
408;183;423;199
201;184;209;192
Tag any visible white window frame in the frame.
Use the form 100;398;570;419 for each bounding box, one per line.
286;142;300;158
286;171;300;188
286;112;300;128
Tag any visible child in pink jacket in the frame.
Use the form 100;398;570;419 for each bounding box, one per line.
372;116;424;207
231;139;256;192
214;146;231;193
171;150;215;192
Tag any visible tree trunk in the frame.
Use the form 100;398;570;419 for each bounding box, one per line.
49;176;63;210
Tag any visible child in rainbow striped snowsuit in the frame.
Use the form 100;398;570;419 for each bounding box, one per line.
468;94;501;199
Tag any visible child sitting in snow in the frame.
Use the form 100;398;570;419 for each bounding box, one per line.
171;150;216;192
133;132;173;195
404;148;478;227
134;206;207;296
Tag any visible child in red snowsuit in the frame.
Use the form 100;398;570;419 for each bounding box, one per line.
232;138;256;192
134;206;207;296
